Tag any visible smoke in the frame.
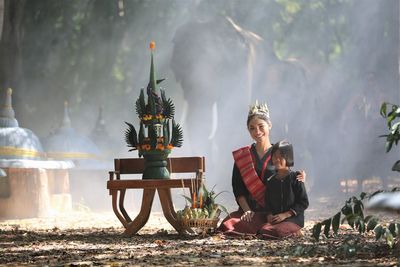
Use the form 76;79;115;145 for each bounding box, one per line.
5;0;399;213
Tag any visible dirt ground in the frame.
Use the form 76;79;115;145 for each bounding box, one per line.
1;195;400;266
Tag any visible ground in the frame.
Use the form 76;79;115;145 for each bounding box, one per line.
1;195;399;266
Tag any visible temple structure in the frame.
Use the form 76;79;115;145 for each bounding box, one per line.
0;89;73;218
44;102;112;210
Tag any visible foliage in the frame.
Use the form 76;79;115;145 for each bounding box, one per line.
380;102;400;153
312;189;400;248
380;102;400;172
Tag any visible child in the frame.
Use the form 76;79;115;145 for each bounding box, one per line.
259;140;309;239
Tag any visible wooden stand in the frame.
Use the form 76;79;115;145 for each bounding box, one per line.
107;157;205;236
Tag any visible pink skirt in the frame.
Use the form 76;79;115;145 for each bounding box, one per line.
218;210;301;239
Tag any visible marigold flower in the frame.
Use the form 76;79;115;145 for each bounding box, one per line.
156;144;164;150
149;41;155;50
166;144;174;150
142;144;151;151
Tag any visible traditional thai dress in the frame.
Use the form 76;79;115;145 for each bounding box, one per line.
259;171;309;239
218;144;274;235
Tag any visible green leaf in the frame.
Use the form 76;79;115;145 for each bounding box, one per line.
332;212;341;235
217;204;229;216
388;223;397;237
366;217;378;231
170;120;183;147
124;122;138;150
357;219;365;234
160;89;175;119
136;89;146;117
341;203;353;216
312;223;322;241
375;225;384;240
359;192;367;200
385;140;393;153
369;190;384;198
385;229;394;248
380;102;387;117
345;214;357;229
323;218;332;238
353;200;364;219
181;195;193;204
391;121;400;132
364;215;373;223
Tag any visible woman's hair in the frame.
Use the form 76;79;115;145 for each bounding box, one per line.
247;101;271;127
271;140;294;167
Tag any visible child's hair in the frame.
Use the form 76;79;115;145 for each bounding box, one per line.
271;140;294;167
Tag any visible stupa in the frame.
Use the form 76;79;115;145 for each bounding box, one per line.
0;89;73;218
44;101;112;210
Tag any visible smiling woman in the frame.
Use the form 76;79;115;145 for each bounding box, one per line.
217;101;306;236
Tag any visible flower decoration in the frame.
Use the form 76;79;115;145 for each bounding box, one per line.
125;41;183;157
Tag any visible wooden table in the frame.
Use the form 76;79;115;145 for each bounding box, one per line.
107;157;204;236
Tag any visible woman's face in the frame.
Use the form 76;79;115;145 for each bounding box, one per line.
248;117;270;143
272;150;288;170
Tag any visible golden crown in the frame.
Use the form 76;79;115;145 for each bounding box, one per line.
248;100;270;118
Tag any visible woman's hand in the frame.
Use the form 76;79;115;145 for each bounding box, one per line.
270;211;291;224
266;214;274;223
296;170;306;182
240;210;254;222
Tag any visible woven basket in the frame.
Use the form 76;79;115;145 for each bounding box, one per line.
180;218;219;229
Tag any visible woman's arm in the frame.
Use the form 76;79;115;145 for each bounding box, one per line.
232;164;254;222
236;195;254;222
296;170;306;182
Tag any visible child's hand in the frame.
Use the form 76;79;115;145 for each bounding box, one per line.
270;212;291;224
296;170;306;182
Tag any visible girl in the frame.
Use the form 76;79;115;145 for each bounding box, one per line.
259;140;309;239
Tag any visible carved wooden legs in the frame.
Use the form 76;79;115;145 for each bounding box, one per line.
119;189;132;223
157;188;182;233
111;189;130;228
112;187;185;236
124;188;156;236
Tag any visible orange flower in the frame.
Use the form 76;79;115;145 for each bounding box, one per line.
142;114;152;121
199;192;203;209
141;144;151;151
166;144;173;150
192;192;197;209
149;41;156;50
156;144;164;150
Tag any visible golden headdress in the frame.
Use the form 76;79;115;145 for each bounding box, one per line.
248;100;270;119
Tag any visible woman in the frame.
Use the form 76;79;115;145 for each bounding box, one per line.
218;102;305;236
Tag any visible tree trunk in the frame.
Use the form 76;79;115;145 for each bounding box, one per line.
0;0;25;92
